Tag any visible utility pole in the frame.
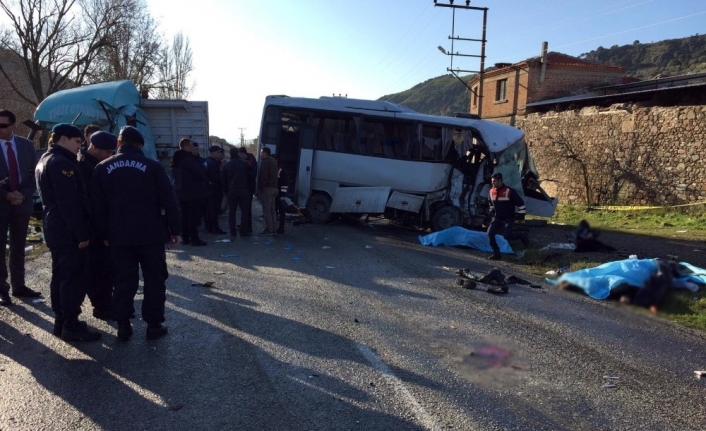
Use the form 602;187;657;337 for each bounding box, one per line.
435;0;488;118
238;127;246;147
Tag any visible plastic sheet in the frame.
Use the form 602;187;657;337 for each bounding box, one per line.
419;226;514;254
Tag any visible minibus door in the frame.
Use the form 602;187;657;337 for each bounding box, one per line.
296;125;315;207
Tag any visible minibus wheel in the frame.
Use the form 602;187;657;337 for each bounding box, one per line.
431;206;462;232
306;193;333;224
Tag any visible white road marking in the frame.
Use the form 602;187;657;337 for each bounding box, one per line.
356;343;440;431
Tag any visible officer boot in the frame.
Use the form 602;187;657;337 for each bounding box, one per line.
488;248;502;260
53;317;64;336
146;323;168;340
62;318;102;342
117;320;133;342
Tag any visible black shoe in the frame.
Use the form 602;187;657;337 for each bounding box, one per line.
213;229;227;234
0;292;12;307
488;253;502;260
146;323;168;340
53;318;64;336
12;286;42;298
117;320;133;342
62;321;102;342
92;308;112;321
486;285;509;294
191;239;207;246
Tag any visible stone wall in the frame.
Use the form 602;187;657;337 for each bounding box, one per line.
516;104;706;206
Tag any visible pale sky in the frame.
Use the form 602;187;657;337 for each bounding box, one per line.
146;0;706;144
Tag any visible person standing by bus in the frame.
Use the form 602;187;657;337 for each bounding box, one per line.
487;172;529;260
91;126;181;342
35;123;100;341
204;145;226;234
221;147;253;237
257;147;278;236
172;138;208;246
0;109;41;307
274;154;288;234
77;131;117;320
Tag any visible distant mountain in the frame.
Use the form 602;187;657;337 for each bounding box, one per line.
381;34;706;115
579;34;706;79
379;73;475;116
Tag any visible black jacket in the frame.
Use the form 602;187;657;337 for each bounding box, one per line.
221;157;252;196
77;148;100;185
35;145;91;248
171;150;207;202
204;156;222;194
91;145;181;246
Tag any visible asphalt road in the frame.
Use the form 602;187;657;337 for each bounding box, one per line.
1;212;705;431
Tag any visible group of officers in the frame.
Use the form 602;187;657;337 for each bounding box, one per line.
33;122;180;342
8;115;287;343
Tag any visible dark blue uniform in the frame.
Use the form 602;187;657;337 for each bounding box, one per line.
204;156;224;233
35;145;91;321
171;150;207;244
77;149;112;316
221;157;253;236
91;145;181;324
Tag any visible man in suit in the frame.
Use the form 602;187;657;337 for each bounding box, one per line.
0;109;40;306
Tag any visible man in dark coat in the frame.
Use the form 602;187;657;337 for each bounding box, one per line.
221;147;253;237
91;126;181;342
35;123;100;341
486;172;528;260
204;145;225;234
171;138;208;246
77;131;117;320
0;109;41;306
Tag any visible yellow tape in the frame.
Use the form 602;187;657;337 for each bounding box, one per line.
586;201;706;211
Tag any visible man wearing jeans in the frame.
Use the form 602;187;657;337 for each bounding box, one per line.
257;147;278;236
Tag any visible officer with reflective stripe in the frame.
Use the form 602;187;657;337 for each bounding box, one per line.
91;126;181;342
487;172;529;260
35;123;101;342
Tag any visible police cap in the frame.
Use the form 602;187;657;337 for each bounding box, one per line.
51;123;83;139
491;172;503;180
89;131;117;150
118;126;144;145
209;145;224;153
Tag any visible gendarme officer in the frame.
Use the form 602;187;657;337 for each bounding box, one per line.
91;126;181;342
77;131;117;320
35;123;101;342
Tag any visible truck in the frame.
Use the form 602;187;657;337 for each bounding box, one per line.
31;80;209;164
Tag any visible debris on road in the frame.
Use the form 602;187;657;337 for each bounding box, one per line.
695;371;705;379
191;282;215;287
213;271;225;275
572;220;617;253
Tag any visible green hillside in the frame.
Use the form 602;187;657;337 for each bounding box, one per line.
382;34;706;115
379;73;475;116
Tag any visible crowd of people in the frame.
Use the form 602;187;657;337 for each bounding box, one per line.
0;108;289;343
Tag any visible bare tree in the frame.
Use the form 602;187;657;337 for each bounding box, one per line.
0;0;138;105
154;32;194;99
85;0;162;88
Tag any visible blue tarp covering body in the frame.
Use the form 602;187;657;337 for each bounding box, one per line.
546;259;706;299
34;80;157;159
419;226;514;254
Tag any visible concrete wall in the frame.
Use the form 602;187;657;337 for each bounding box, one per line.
517;104;706;206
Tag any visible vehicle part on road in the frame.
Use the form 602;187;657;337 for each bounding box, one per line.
602;384;617;389
478;268;506;285
486;285;509;294
431;206;462;232
306;193;333;224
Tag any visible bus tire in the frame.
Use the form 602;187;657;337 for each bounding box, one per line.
431;206;461;232
306;193;333;224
